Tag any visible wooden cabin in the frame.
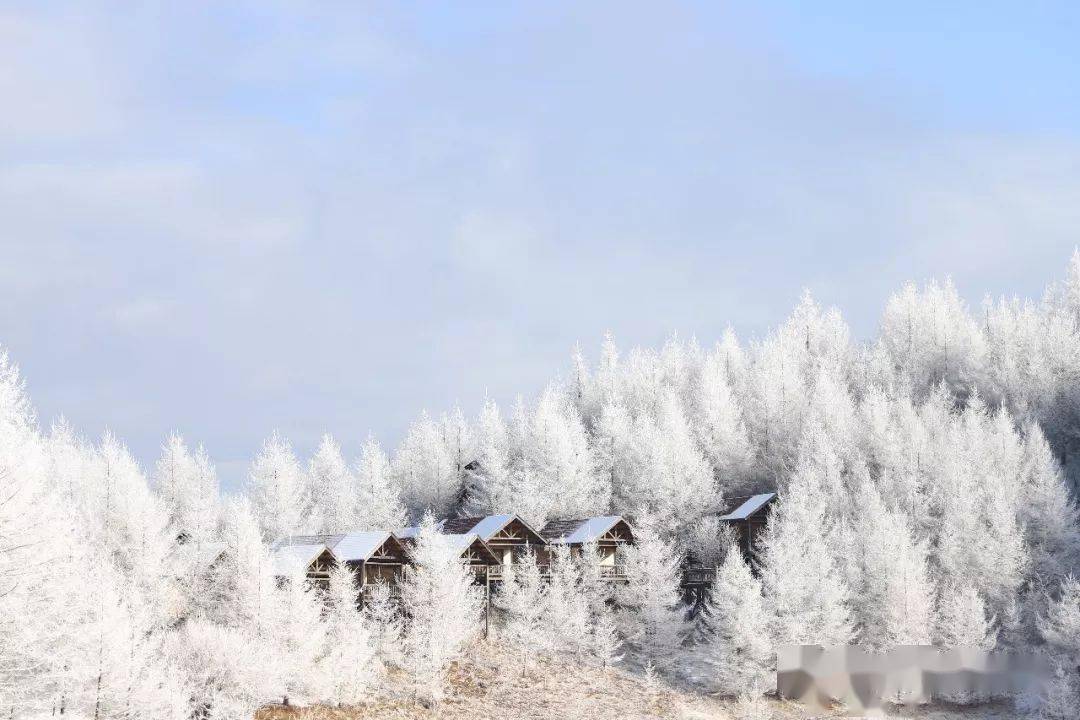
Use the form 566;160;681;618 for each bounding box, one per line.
328;531;410;590
395;528;501;585
681;494;776;604
538;516;634;579
270;541;338;589
719;492;776;561
436;515;546;581
273;531;410;595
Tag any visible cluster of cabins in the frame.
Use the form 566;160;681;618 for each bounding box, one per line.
270;514;634;597
268;493;777;600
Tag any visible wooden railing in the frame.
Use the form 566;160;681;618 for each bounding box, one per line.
682;567;716;586
480;564;627;581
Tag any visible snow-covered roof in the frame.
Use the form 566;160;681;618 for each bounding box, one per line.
466;514;517;540
443;532;481;551
719;493;776;521
271;543;328;577
395;525;421;540
330;531;395;562
542;516;629;544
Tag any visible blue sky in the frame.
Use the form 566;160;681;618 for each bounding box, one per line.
3;1;1080;488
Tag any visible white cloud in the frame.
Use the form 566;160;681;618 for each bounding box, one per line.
2;1;1079;489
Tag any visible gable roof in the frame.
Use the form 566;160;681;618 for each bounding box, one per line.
271;542;330;577
331;531;400;562
540;516;631;544
445;533;500;564
719;493;776;521
274;531;402;564
438;514;546;544
393;527;500;564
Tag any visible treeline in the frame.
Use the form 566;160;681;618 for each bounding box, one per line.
5;254;1080;717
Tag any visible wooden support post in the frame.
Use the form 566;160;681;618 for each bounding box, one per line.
485;568;491;638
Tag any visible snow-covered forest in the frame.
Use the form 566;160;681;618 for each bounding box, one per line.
6;254;1080;719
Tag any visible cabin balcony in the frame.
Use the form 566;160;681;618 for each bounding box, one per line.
682;567;716;586
481;563;627;582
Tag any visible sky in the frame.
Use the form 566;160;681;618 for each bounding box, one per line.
3;1;1080;489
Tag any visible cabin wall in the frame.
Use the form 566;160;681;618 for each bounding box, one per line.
361;562;402;586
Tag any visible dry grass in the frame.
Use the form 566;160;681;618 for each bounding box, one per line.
254;642;1023;720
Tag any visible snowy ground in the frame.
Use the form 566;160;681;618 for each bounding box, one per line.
255;643;1021;720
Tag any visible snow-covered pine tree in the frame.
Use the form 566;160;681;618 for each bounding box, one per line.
698;541;772;697
307;434;357;533
269;567;329;707
758;466;853;649
575;540;623;667
362;581;405;670
399;515;484;705
691;350;754;493
617;515;686;669
544;544;591;660
851;481;933;650
321;564;378;705
154;433;220;546
353;435;407;531
394;413;460;520
463;398;515;516
1037;577;1080;719
934;584;996;650
519;385;607;527
496;548;548;675
1019;424;1080;594
246;432;312;542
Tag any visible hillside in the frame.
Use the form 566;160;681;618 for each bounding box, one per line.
254;641;1018;720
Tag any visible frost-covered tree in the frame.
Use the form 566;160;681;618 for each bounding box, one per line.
544;544;591;660
934;585;996;650
684;515;736;573
353;436;407;531
877;278;987;401
0;352;82;717
363;581;404;670
167;619;267;720
497;549;548;674
394;413;461;520
246;432;311;542
268;569;330;707
518;385;607;526
612;391;717;532
851;482;933;650
463;398;515;516
154;433;219;545
307;434;356;533
322;564;378;705
759;467;853;648
699;542;772;697
1019;425;1080;592
1037;577;1080;719
691;350;754;492
617;516;686;668
399;516;484;705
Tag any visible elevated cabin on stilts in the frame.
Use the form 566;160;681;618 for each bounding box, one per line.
538;515;634;581
680;493;777;606
718;493;776;562
435;515;547;583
